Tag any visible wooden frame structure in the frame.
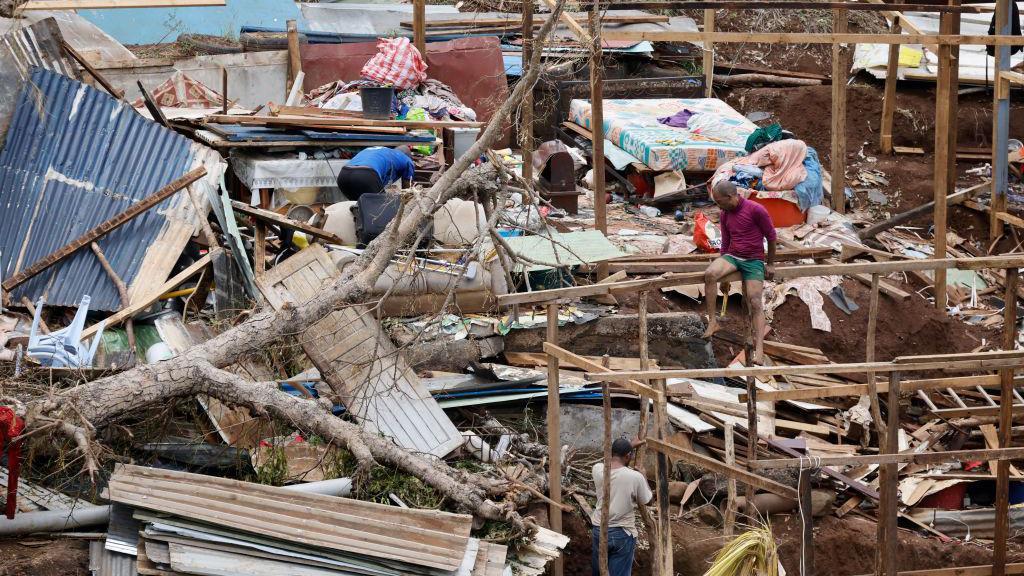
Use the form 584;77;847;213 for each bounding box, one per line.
520;253;1024;576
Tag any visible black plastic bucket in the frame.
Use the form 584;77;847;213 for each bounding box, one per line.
360;86;394;119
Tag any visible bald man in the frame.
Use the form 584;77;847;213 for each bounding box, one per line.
702;181;777;364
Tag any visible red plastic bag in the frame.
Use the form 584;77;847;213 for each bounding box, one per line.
360;37;428;90
693;210;721;253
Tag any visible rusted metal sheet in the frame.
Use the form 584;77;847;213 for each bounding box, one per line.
301;36;510;147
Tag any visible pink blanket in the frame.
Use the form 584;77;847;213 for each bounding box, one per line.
711;139;808;191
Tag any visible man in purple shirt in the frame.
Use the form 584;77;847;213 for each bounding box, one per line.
703;181;777;363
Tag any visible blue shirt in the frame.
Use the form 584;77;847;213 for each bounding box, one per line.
347;147;415;185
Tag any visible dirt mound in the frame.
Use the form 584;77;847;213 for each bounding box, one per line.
0;538;89;576
563;510;1011;576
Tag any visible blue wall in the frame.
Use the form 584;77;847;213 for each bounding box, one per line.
80;0;300;45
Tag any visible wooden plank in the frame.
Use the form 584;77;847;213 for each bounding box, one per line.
402;13;669;27
750;446;1024;469
413;0;426;56
587;350;1024;381
268;107;484;129
608;247;831;263
880;371;901;576
588;2;606;240
19;0;223;7
286;19;301;96
745;374;1006;402
62;40;124;99
646;438;798;499
540;0;591;42
3;167;206;292
504;351;656;371
584;1;991;11
600;31;1024;45
542;342;664;402
81;251;215;339
497;256;1024;306
832;8;848;213
929;404;1024;419
230;201;344;244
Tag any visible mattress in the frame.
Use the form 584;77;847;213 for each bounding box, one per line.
569;98;758;172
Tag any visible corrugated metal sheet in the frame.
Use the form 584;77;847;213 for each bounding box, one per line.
0;67;222;311
89;539;137;576
0;17;78;139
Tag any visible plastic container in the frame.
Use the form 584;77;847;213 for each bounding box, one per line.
806;204;830;226
749;196;806;227
359;87;394;119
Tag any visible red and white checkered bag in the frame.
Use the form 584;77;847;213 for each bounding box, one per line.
360;37;427;90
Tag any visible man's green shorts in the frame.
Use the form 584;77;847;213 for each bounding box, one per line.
722;255;766;281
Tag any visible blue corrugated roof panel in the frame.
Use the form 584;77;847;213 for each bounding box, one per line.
0;67;200;311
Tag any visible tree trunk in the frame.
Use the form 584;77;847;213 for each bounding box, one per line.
21;0;569;529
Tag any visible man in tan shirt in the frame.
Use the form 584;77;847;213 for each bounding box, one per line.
591;437;653;576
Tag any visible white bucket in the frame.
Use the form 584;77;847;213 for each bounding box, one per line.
806;204;830;226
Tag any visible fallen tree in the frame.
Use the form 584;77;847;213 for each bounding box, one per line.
14;0;569;533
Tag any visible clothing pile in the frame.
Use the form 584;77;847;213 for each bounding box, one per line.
710;139;824;211
304;66;476;122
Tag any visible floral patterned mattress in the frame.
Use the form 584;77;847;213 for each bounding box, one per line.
568;98;757;172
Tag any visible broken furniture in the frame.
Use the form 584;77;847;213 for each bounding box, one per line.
27;296;104;368
534;141;582;214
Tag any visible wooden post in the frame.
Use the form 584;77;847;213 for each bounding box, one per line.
724;422;737;537
744;341;758;506
703;9;715;98
991;0;1012;245
993;268;1018;576
599;357;612;576
933;10;954;309
878;371;901;576
879;16;901;155
521;0;535;184
254;223;267;282
286;19;301;96
590;1;607;237
798;466;815;576
413;0;426;58
866;273;886;443
831;8;848;213
655;373;673;576
221;67;228;115
636;290;652;474
545;303;564;576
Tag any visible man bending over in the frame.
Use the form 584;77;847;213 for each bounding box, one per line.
702;180;777;364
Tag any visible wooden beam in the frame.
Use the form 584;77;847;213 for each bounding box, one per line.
857;180;988;240
991;0;1013;247
2;167;206;293
585;350;1024;381
497;255;1024;306
81;250;217;339
600;31;1024;45
401;13;670;27
554;1;991;10
589;3;607;241
229;201;345;245
521;0;535;184
266;107;484;129
929;404;1024;419
19;0;223;8
62;40;125;99
880;371;901;576
543;342;664;402
646;438;798;499
744;374;1006;402
540;0;592;43
751;446;1024;469
832;8;848;213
